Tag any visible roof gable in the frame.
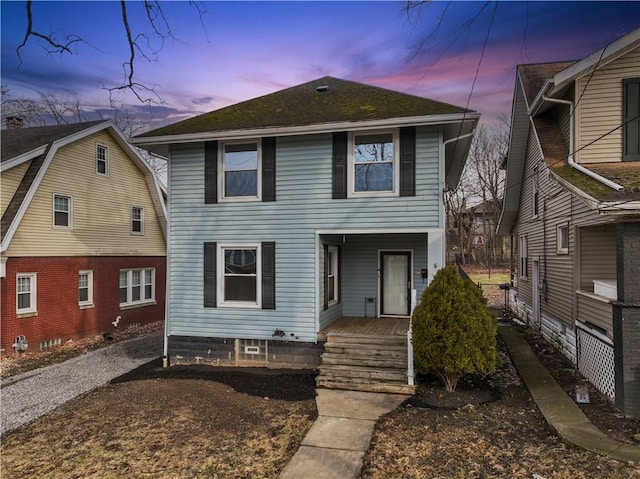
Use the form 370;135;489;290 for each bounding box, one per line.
137;76;471;138
1;121;167;251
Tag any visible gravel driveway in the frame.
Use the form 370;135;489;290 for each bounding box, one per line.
0;331;162;435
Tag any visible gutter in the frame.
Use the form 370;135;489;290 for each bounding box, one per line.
540;96;624;191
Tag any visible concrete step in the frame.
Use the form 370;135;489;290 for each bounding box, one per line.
320;353;407;369
326;333;407;346
316;377;415;395
320;364;407;382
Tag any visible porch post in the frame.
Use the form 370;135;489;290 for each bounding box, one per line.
613;222;640;417
427;229;445;283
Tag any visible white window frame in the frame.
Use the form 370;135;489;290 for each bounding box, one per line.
219;140;262;202
217;243;261;308
131;206;144;235
78;270;94;307
17;273;37;314
347;129;399;198
557;223;569;254
96;143;109;176
53;193;72;229
327;245;339;306
119;268;155;308
519;235;528;279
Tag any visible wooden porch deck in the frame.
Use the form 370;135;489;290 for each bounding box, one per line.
318;316;410;341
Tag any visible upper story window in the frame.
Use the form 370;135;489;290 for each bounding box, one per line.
96;144;109;175
348;131;398;197
131;206;144;235
557;224;569;254
623;78;639;162
220;141;261;200
53;194;72;229
17;273;37;314
532;166;539;219
120;268;155;307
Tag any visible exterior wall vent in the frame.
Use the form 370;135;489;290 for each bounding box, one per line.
316;85;329;93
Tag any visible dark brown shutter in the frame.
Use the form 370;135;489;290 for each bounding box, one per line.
204;242;217;307
623;78;640;162
323;244;329;311
205;141;218;203
332;132;348;199
262;137;276;201
399;127;416;196
262;242;276;309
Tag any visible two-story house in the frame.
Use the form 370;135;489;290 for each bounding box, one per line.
133;76;478;392
1;120;167;354
498;29;640;416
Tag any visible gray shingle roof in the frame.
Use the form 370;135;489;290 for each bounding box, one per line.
1;121;105;163
137;76;471;138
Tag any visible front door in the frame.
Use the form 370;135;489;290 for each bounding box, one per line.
380;252;411;316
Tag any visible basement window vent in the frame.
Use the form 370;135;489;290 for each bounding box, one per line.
40;338;61;350
127;322;141;329
316;85;329;93
238;339;267;362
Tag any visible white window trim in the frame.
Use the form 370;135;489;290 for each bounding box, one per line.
131;206;145;235
96;143;109;176
519;235;528;279
16;272;37;314
53;193;73;229
328;245;339;306
79;270;94;307
119;268;156;308
218;139;262;202
217;243;262;308
557;223;569;254
347;129;399;198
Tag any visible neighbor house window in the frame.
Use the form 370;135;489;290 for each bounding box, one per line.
557;224;569;254
623;78;640;162
221;141;260;199
219;245;260;306
119;269;155;307
348;131;398;196
327;246;339;305
79;270;94;307
96;144;109;175
532;166;539;218
17;273;37;313
519;235;528;278
131;206;144;235
53;194;72;228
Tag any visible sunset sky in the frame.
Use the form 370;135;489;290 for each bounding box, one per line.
2;1;640;130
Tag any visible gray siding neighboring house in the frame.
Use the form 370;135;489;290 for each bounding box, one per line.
498;29;640;416
133;76;478;370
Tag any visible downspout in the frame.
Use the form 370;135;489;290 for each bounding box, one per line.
442;129;476;148
541;96;624;191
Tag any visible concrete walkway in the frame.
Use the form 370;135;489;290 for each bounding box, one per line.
499;325;640;464
278;389;407;479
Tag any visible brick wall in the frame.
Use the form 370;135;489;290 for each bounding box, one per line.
0;256;165;352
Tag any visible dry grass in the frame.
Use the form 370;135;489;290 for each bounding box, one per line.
1;373;317;479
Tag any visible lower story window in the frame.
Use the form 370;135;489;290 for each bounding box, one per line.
327;245;339;305
220;246;259;306
79;270;94;306
17;273;37;313
120;268;155;306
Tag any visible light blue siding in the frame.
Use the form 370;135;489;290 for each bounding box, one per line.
168;128;443;341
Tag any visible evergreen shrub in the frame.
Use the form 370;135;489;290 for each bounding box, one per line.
411;266;498;392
